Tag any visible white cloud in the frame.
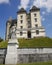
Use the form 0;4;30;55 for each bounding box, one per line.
18;0;30;9
42;11;46;15
46;0;52;12
18;0;52;13
42;18;45;21
33;0;52;13
0;0;9;4
41;16;45;21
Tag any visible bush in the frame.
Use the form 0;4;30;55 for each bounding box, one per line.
0;37;3;42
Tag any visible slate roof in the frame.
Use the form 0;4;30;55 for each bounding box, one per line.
17;8;26;14
10;19;17;27
6;19;17;28
30;6;40;12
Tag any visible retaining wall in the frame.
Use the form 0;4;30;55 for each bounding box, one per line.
0;48;6;64
17;48;52;63
0;48;52;64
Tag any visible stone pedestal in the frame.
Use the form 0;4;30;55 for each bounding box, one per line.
5;39;19;64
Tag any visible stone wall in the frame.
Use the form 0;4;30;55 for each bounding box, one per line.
17;48;52;63
0;48;6;64
18;53;52;63
1;48;52;64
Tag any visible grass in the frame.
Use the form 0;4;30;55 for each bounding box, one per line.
18;37;52;48
0;61;52;65
17;61;52;65
0;37;52;48
0;40;8;48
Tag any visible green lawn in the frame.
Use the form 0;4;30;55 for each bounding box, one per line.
18;37;52;48
0;40;8;48
17;62;52;65
0;37;52;48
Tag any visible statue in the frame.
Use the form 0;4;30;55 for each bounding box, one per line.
11;25;17;39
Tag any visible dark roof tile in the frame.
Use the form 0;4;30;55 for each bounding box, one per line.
30;6;40;12
9;19;17;28
17;8;26;14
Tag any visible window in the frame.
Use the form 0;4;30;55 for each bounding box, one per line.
20;26;23;29
28;21;30;24
35;18;37;22
34;13;37;17
21;20;23;23
35;24;38;27
28;25;31;28
20;32;23;36
0;54;3;56
21;15;23;19
36;30;39;34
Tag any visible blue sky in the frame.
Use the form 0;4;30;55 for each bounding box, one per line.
0;0;52;39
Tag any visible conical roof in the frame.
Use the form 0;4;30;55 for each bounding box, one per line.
17;8;26;14
30;6;40;12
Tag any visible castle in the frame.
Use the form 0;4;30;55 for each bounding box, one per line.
1;6;52;65
6;6;45;40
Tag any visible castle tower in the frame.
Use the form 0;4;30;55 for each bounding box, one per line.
5;18;17;40
16;6;45;38
5;17;12;40
16;8;28;38
30;6;45;38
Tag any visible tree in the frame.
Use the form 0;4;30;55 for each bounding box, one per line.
0;37;3;42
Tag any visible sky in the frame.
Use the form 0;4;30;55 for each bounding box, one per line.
0;0;52;39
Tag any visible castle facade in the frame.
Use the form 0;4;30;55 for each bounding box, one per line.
6;6;45;40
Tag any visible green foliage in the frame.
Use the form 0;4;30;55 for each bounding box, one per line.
0;41;8;48
0;37;3;42
16;61;52;65
18;37;52;48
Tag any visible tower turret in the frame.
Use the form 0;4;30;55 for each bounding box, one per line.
17;8;28;38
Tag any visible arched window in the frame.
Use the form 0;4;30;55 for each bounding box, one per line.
36;30;39;34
